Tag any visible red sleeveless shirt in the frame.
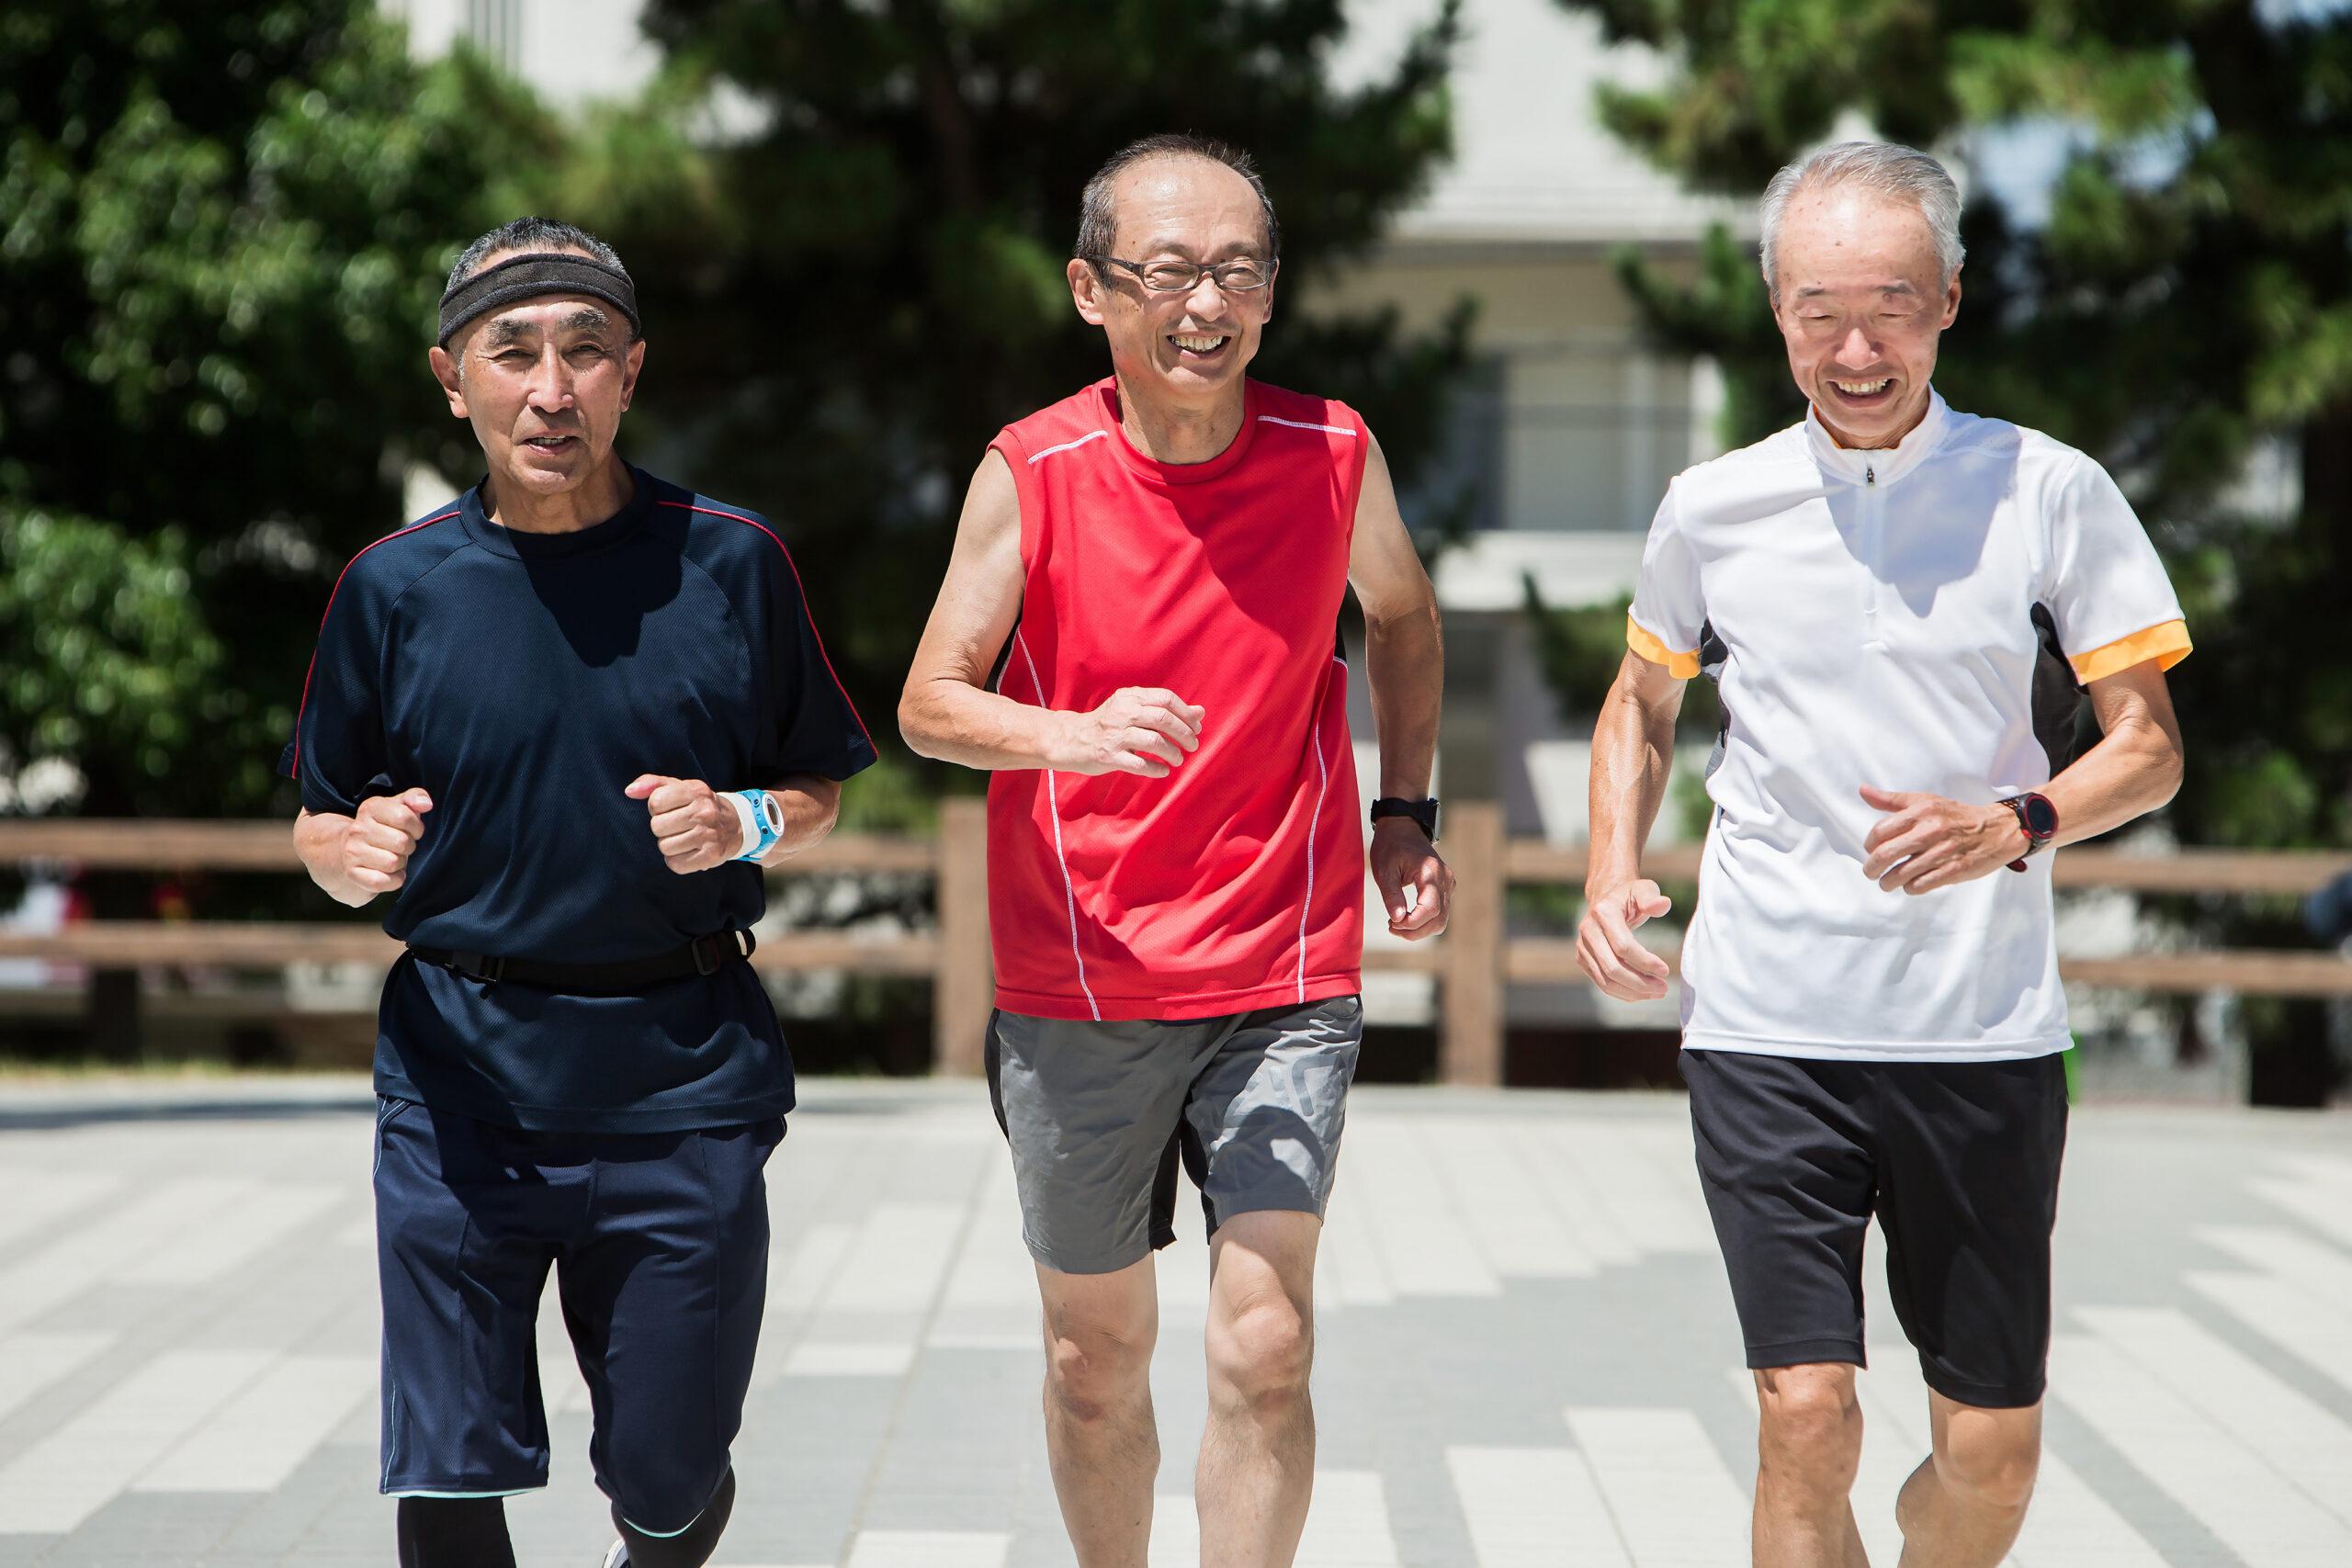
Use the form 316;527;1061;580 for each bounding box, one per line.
986;378;1367;1021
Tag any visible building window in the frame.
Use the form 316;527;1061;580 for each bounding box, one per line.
466;0;520;73
1496;343;1695;532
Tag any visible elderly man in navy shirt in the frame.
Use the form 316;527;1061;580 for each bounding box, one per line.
287;217;875;1568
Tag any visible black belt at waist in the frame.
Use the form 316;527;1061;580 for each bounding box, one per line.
407;929;756;993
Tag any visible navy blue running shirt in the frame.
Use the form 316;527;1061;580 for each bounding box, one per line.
282;468;876;1133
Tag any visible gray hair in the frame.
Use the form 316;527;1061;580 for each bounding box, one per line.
1075;134;1280;268
446;216;634;336
1758;141;1964;298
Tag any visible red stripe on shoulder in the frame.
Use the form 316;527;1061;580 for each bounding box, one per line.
289;511;460;780
658;499;876;753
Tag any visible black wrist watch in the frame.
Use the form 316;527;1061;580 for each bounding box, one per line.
2002;792;2059;872
1370;796;1441;843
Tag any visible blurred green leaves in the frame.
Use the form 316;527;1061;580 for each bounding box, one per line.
1949;34;2203;138
0;1;559;814
0;506;218;784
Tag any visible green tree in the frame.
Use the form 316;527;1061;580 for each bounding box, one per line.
552;0;1471;831
1;1;557;816
1545;0;2352;1100
0;1;557;1052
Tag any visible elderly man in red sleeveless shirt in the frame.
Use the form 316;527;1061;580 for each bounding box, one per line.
901;134;1450;1568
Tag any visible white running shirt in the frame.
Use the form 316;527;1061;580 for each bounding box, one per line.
1629;390;2189;1062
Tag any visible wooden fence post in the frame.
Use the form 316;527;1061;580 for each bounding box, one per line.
1438;801;1506;1087
933;796;993;1076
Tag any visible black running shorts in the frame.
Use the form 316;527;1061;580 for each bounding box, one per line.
1681;1046;2068;1409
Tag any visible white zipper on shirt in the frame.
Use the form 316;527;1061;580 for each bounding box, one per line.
1860;462;1885;651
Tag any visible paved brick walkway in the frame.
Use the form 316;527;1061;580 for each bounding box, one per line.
0;1077;2346;1565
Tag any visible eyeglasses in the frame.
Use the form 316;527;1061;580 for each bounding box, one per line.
1092;255;1276;295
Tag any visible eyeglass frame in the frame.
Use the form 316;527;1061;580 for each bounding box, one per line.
1086;254;1279;295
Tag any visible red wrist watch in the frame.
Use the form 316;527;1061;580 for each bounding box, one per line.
2003;793;2059;872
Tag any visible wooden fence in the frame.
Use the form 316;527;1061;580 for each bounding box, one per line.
1;805;2347;1083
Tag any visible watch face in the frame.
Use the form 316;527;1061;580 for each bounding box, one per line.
754;793;785;833
2021;795;2058;838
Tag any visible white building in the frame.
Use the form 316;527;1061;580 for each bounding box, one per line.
384;0;660;100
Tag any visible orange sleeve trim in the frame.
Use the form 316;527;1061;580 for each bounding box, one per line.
1626;615;1702;679
2069;618;2191;683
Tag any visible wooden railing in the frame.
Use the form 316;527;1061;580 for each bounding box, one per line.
2;805;2347;1083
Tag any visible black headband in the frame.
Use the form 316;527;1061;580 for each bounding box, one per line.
437;251;640;346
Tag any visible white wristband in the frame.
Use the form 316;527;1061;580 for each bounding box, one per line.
720;788;761;861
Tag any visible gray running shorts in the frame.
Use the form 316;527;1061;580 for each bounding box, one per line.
984;994;1363;1276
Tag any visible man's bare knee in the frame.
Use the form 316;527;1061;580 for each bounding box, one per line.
1037;1258;1158;1424
1044;1311;1156;1422
1933;1409;2040;1514
1756;1365;1864;1500
1208;1288;1314;1411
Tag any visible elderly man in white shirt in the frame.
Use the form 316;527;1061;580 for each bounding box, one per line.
1581;141;2188;1568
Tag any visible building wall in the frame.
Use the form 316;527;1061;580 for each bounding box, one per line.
384;0;660;104
1316;250;1718;536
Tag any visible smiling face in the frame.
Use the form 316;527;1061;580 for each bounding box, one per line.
1068;156;1274;411
427;247;646;500
1770;184;1961;449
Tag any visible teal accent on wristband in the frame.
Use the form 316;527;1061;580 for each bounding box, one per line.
736;789;783;861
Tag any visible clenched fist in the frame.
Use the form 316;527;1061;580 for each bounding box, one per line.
343;789;434;897
626;774;745;874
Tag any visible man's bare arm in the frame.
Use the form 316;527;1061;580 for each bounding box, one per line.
1348;434;1453;938
626;770;851;874
1350;437;1443;798
1860;660;2184;892
898;452;1201;778
2043;660;2184;844
760;773;843;865
1578;650;1687;998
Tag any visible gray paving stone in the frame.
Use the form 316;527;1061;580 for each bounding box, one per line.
1;1081;2348;1564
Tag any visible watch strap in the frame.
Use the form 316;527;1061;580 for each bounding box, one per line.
2003;794;2055;873
1370;796;1441;842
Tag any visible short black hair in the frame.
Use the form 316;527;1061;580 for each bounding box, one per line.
446;217;636;338
1074;134;1279;269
